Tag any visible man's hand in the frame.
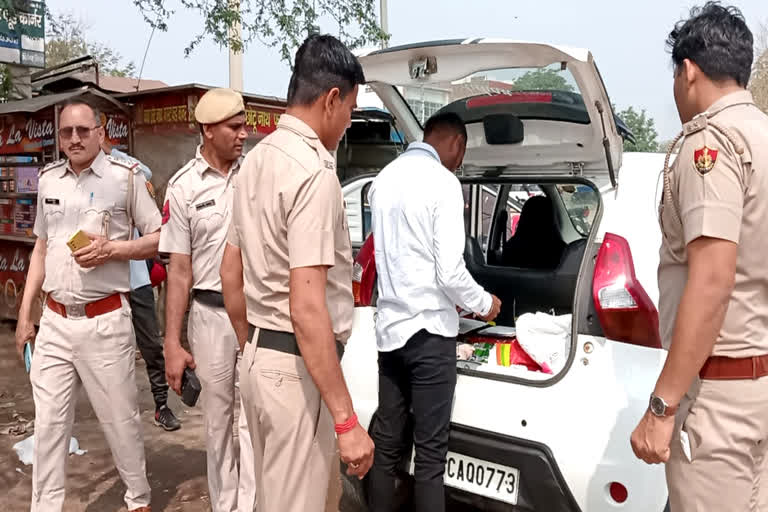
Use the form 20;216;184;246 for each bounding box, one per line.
164;342;195;395
338;423;375;479
478;294;502;322
15;318;36;362
630;409;675;464
73;233;113;268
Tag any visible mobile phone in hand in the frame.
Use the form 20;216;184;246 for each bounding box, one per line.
24;342;33;373
181;367;201;407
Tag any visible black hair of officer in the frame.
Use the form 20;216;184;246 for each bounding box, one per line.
423;112;468;141
287;34;366;106
667;2;753;87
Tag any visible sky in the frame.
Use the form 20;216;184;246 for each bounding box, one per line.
50;0;768;140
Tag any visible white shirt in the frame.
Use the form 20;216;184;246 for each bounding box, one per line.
369;141;492;352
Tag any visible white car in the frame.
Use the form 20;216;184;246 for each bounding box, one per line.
340;38;670;512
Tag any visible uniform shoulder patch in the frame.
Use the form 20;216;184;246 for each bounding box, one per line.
693;146;718;175
39;159;65;176
107;154;137;172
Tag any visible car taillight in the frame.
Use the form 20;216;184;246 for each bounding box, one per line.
353;235;377;307
352;261;364;306
592;233;661;349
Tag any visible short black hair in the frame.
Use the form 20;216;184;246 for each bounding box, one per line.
423;112;467;140
287;34;366;107
667;2;753;87
59;99;102;125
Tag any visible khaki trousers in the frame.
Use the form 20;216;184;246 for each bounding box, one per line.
30;298;151;512
240;327;336;512
667;376;768;511
188;300;256;512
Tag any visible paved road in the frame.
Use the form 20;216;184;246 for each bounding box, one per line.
0;320;342;511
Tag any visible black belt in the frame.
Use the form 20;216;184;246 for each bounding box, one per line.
247;325;344;360
192;289;225;308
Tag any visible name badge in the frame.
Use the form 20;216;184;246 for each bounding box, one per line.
195;199;215;211
44;198;60;205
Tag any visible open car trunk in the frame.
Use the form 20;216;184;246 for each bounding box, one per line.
352;173;603;384
452;175;601;383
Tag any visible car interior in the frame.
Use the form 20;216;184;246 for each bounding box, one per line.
461;181;596;327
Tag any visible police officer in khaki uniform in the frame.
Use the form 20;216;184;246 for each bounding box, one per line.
631;4;768;510
220;34;373;512
15;100;160;512
160;88;255;512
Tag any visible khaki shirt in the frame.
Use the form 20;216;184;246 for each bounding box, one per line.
227;114;354;342
158;146;241;292
34;150;162;305
658;90;768;357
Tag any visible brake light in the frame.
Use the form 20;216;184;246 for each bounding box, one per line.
353;235;377;307
592;233;661;349
466;92;553;109
352;261;364;304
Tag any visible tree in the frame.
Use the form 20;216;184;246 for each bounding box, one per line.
512;69;575;92
749;21;768;114
45;12;136;77
133;0;388;64
617;106;659;153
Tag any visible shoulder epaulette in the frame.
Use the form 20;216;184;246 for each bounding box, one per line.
168;158;198;186
107;154;141;174
39;159;65;176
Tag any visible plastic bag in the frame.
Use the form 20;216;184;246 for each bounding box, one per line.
13;435;87;465
515;312;572;374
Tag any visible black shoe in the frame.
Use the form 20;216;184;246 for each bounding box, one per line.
154;405;181;431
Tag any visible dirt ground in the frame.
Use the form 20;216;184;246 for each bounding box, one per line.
0;319;342;512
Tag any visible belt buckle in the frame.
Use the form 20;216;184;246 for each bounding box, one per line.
66;303;87;318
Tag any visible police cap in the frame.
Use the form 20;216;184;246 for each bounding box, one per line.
195;88;245;125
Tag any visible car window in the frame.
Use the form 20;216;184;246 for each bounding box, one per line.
479;185;499;250
401;64;581;126
556;184;599;236
362;181;372;239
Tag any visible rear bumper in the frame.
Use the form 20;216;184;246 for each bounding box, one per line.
447;423;581;511
342;421;581;512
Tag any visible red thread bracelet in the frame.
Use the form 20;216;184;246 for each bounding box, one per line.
335;413;358;435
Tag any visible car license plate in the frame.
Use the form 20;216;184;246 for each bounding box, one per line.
444;452;520;505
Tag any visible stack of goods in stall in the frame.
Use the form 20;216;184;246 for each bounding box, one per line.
0;166;14;193
14;197;35;236
0;196;13;234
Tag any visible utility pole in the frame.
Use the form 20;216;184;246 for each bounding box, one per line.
228;0;244;91
380;0;388;49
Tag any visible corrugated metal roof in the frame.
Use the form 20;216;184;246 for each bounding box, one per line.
0;87;130;115
116;83;286;107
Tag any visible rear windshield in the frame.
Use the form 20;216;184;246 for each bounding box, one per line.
399;64;584;126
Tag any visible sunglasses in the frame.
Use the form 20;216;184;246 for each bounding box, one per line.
58;125;102;140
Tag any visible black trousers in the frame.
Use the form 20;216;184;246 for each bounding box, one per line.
368;330;457;512
130;284;168;409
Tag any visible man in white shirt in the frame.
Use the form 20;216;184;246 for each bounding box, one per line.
367;112;501;512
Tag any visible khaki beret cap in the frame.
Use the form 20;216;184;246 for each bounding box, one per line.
195;88;245;124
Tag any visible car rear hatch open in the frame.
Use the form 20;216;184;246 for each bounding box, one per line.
357;39;624;186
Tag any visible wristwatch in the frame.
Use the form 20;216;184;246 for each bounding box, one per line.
649;394;678;418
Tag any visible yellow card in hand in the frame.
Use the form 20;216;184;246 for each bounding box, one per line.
67;230;91;253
